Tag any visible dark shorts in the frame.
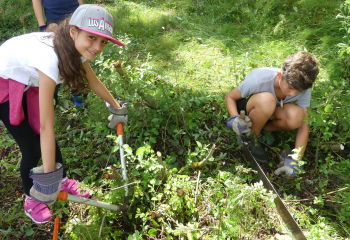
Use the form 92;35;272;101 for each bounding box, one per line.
236;94;253;115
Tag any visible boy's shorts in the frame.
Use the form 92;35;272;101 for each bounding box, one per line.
236;94;253;115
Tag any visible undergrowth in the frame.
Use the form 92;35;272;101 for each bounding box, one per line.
1;0;350;239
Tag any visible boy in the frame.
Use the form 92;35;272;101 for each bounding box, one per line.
225;51;319;178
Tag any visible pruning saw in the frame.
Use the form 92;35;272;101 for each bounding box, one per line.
239;111;307;240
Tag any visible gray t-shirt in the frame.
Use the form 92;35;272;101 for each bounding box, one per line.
237;67;311;108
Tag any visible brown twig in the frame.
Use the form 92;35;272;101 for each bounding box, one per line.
178;144;216;174
56;128;87;139
114;60;159;109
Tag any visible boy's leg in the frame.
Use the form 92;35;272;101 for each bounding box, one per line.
238;92;276;163
264;103;305;131
246;92;276;135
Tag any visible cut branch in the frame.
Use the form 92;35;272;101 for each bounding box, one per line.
178;144;216;174
56;128;87;139
114;60;159;109
157;151;167;182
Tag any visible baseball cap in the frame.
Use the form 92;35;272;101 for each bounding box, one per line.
69;4;124;47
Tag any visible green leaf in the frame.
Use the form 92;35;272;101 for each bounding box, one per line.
72;169;83;176
325;104;332;113
136;147;145;156
111;145;119;153
309;207;317;215
148;228;157;236
150;137;156;144
131;170;140;176
296;183;301;191
337;43;348;48
196;141;202;148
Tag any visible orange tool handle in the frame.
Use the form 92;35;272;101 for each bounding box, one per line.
117;122;123;135
57;191;68;201
52;216;61;240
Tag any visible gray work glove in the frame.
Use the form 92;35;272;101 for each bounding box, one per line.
106;100;128;128
225;114;252;135
274;150;304;178
29;163;63;205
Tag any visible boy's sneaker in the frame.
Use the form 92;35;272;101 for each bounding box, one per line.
24;196;53;224
60;177;90;198
248;138;269;163
239;134;269;164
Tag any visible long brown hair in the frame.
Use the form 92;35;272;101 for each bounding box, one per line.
46;19;88;93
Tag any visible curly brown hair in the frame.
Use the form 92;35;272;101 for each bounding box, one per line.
45;19;88;93
281;51;319;91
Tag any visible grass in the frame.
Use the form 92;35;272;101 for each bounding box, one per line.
1;0;350;239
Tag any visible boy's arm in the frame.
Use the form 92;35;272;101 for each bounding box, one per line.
83;61;121;109
32;0;46;27
78;0;83;5
225;87;242;117
294;107;310;161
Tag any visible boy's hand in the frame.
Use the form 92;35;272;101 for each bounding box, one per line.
106;100;128;128
226;115;252;135
29;163;63;205
274;150;304;178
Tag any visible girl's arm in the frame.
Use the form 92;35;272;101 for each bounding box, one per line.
83;61;121;109
78;0;83;5
32;0;46;27
295;107;310;161
38;71;57;173
225;87;242;117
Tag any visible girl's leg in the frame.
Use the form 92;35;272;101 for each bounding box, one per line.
264;103;305;131
246;92;276;136
0;94;66;196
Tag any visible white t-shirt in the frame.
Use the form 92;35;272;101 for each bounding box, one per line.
0;32;86;87
238;67;311;108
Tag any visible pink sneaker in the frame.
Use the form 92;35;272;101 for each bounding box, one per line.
60;178;90;198
24;196;53;224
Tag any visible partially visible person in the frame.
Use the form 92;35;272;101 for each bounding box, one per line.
32;0;84;106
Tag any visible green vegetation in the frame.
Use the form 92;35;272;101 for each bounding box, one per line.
1;0;350;239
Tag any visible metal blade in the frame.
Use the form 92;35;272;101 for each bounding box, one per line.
242;144;307;240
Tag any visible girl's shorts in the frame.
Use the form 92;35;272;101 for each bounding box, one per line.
236;94;253;115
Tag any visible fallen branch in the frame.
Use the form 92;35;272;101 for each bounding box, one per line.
319;144;344;151
195;171;201;205
326;186;350;195
114;60;159;109
99;213;106;237
157;151;168;182
56;128;87;139
20;13;33;27
178;144;216;174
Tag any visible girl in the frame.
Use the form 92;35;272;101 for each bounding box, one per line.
0;4;127;224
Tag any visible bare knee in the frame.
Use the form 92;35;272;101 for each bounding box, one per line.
248;93;276;117
285;105;304;129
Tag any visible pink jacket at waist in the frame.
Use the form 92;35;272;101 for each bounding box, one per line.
0;77;40;135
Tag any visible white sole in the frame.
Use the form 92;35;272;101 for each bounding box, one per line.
24;210;51;224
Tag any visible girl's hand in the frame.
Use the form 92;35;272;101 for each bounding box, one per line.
106;100;128;128
29;163;63;205
112;99;121;109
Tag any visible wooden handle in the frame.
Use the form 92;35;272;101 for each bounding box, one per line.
117;122;123;136
240;110;245;119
